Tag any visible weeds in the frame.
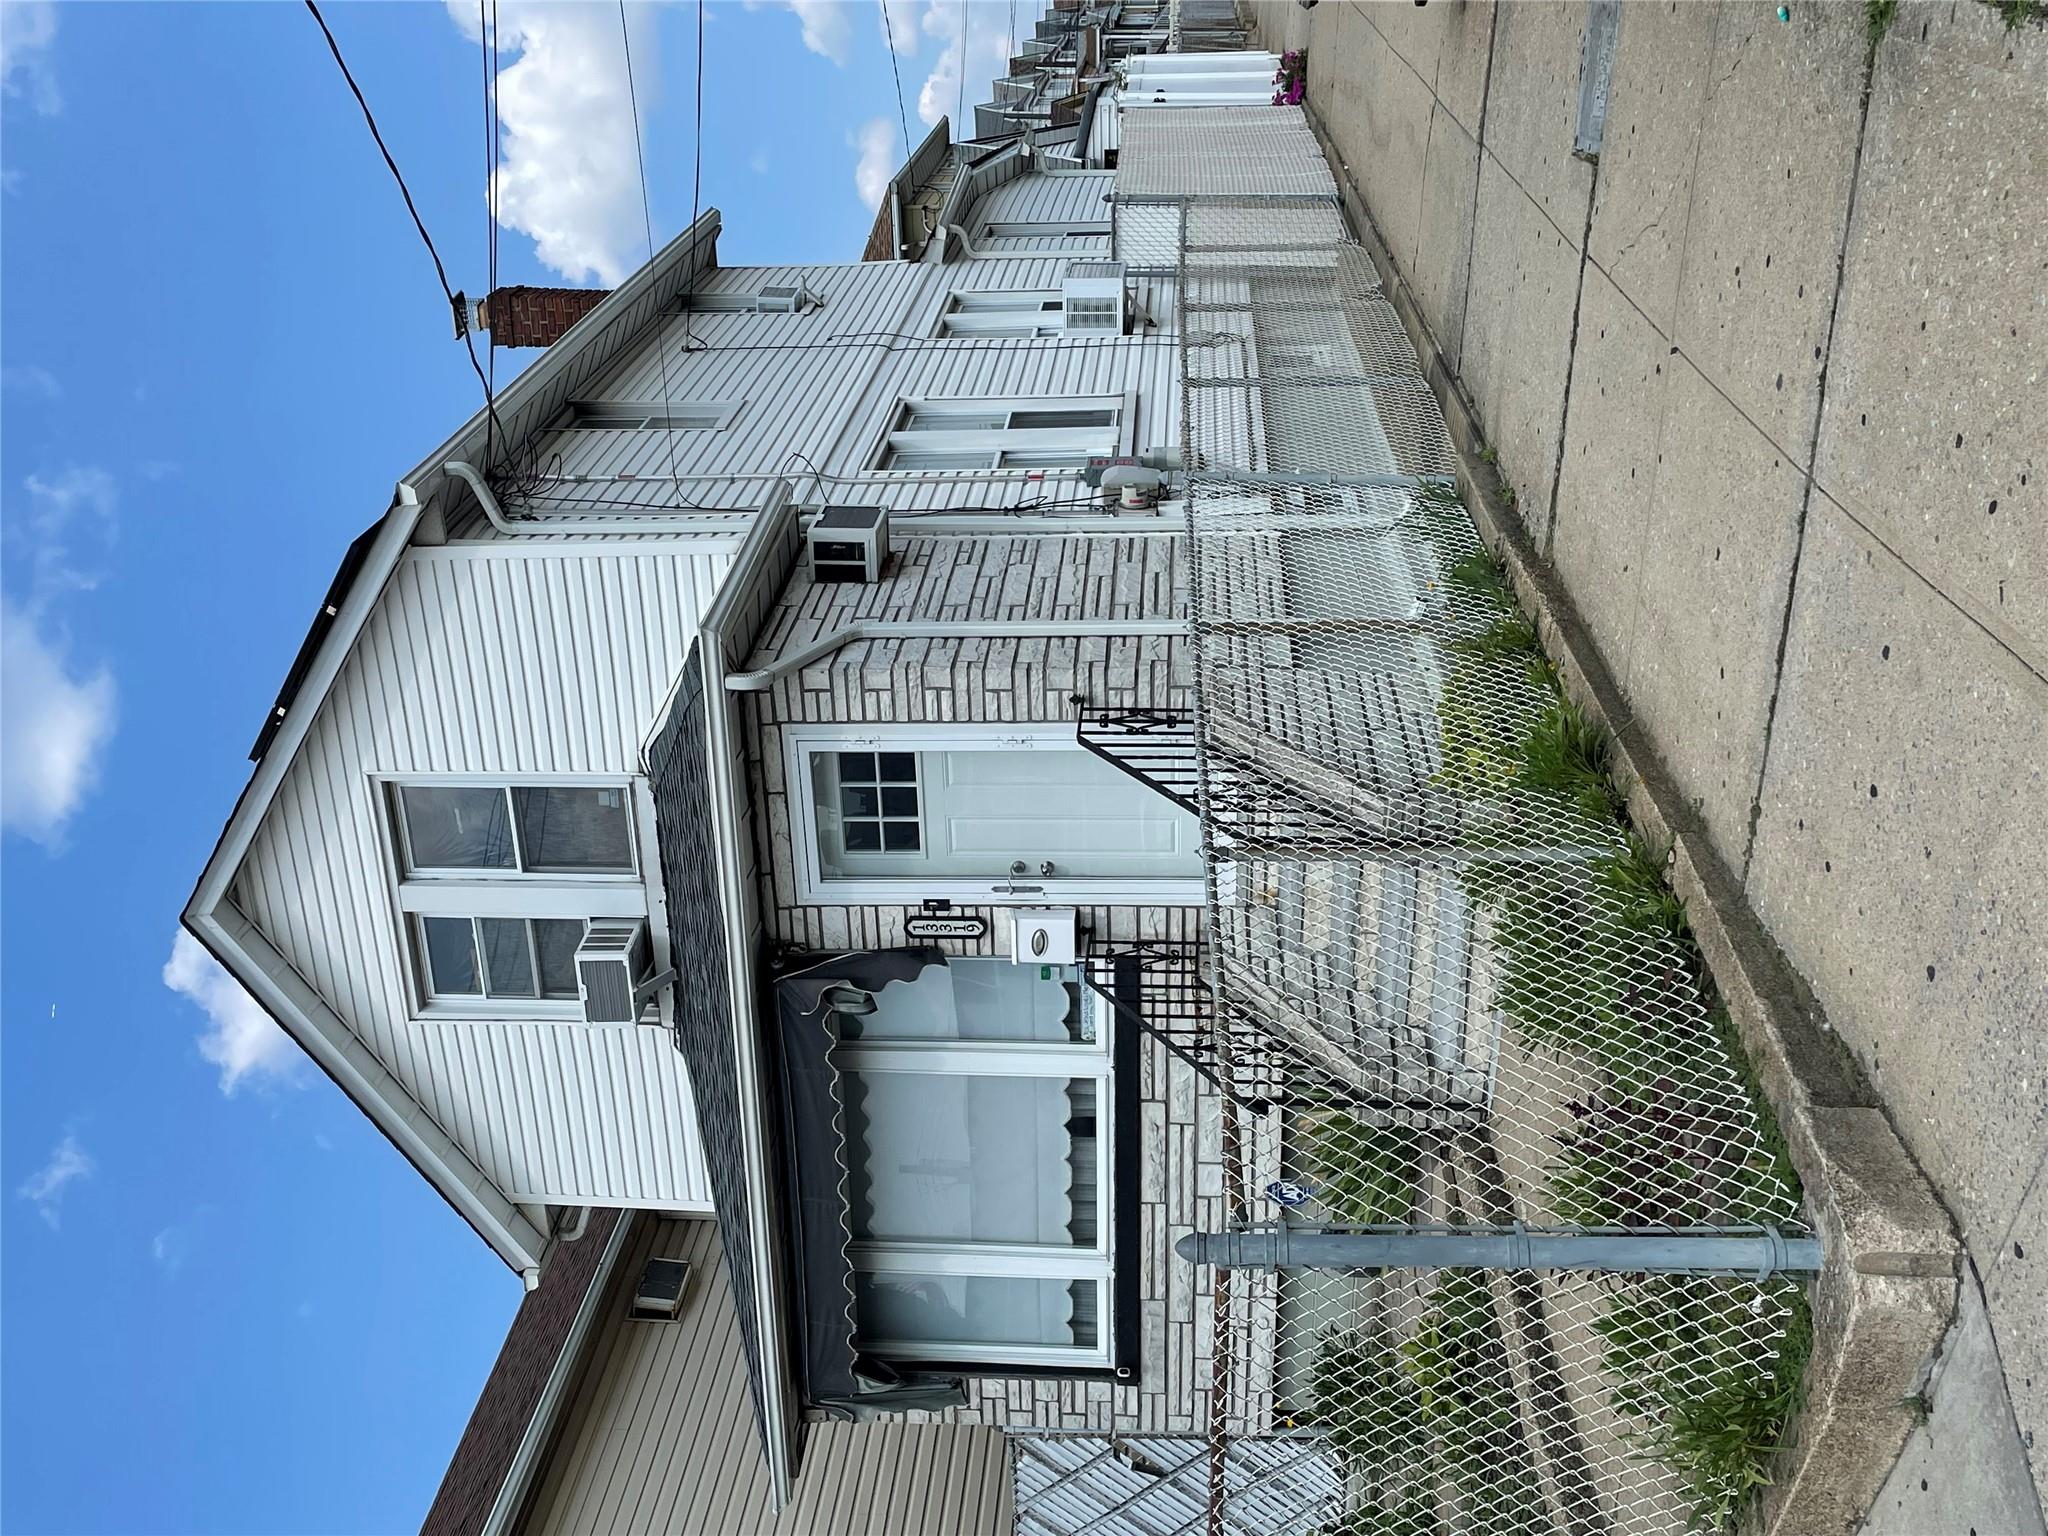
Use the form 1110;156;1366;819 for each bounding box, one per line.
1517;696;1626;824
1597;1278;1813;1530
1593;833;1689;949
1865;0;1899;45
1982;0;2042;27
1295;1113;1426;1226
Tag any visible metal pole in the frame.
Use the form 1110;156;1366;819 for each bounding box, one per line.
1176;1226;1823;1281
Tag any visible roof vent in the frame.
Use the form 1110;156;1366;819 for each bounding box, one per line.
630;1258;691;1321
755;285;815;313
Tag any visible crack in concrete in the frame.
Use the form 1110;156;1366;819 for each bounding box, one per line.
1738;24;1882;885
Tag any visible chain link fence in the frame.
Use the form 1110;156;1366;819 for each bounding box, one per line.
1157;199;1811;1534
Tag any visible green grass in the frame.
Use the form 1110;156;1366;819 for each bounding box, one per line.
1981;0;2042;27
1517;696;1626;824
1595;1277;1814;1530
1295;1113;1425;1226
1592;833;1689;949
1865;0;1899;45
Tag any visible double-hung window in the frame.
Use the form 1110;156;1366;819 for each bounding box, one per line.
872;396;1127;472
936;290;1066;338
841;958;1114;1368
386;781;646;1015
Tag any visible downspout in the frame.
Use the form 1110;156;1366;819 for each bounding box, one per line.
553;1205;593;1243
1072;77;1110;165
724;617;1188;693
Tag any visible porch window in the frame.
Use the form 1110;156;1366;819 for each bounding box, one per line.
840;959;1113;1368
871;396;1126;472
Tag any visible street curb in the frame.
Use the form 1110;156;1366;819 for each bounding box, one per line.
1280;86;1963;1536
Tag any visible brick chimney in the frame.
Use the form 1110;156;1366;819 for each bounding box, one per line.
472;285;611;348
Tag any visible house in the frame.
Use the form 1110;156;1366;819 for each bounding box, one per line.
190;7;1431;1530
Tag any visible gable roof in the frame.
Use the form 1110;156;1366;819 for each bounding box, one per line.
183;212;723;1276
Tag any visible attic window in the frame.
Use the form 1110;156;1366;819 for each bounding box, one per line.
561;400;742;431
630;1257;691;1321
676;286;821;314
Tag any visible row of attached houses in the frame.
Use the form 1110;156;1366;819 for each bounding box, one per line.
189;7;1390;1531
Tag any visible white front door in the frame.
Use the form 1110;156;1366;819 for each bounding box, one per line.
797;731;1204;901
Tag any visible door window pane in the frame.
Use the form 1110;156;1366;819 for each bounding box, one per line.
401;787;516;870
536;919;585;998
421;917;481;995
479;918;536;997
854;1274;1099;1350
513;786;633;872
845;1072;1097;1248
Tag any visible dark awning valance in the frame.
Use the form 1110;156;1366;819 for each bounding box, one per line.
772;950;969;1419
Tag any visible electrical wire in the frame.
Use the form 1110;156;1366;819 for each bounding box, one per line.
880;0;913;161
955;0;967;138
619;0;685;496
305;0;501;442
479;0;500;465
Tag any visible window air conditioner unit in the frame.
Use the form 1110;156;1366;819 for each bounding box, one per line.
575;919;669;1024
1009;907;1079;966
1062;261;1127;333
806;505;891;584
755;285;812;313
630;1257;692;1321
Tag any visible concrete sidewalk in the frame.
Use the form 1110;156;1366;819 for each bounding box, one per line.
1241;0;2046;1528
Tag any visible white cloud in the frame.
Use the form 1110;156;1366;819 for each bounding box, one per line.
17;1133;91;1229
746;0;852;65
447;1;660;287
21;465;117;599
0;1;60;116
1;595;115;847
151;1225;192;1276
852;116;895;211
163;931;303;1095
1;363;60;400
914;0;1015;137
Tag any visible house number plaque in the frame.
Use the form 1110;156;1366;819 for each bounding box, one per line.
903;913;988;940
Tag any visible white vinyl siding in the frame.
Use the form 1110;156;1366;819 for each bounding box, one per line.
231;542;733;1208
871;396;1128;472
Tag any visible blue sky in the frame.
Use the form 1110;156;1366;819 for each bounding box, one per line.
0;4;1020;1531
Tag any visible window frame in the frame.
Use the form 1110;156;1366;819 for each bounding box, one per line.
555;399;745;432
376;775;659;1023
843;977;1115;1370
935;288;1068;338
977;220;1113;240
867;392;1134;474
784;723;1206;906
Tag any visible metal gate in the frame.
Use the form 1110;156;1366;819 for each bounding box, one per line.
1134;197;1813;1536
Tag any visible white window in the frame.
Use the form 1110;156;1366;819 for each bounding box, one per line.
384;781;650;1017
787;725;1204;905
936;289;1066;338
871;395;1130;472
978;220;1112;240
843;959;1114;1368
556;400;743;431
